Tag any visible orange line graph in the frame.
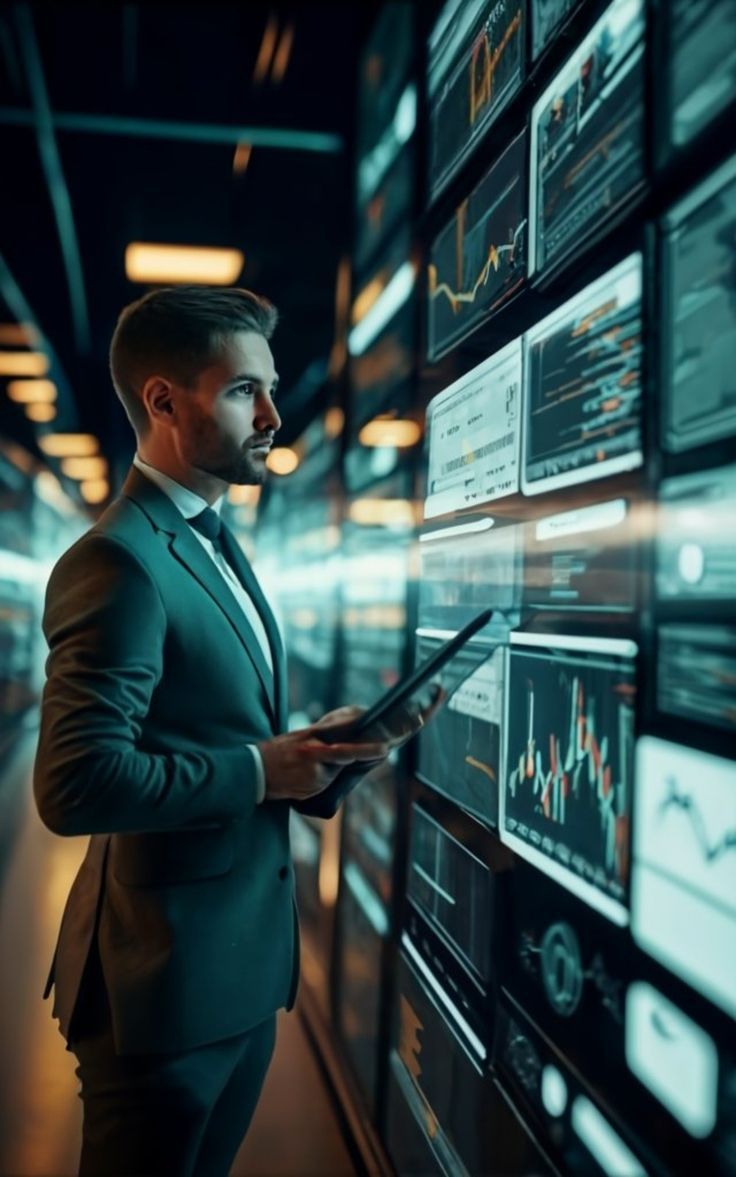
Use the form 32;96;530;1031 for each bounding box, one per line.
428;223;525;314
469;9;523;126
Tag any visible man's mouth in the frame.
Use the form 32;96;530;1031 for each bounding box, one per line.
250;440;273;453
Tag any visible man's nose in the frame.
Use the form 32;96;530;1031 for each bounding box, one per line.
256;393;281;433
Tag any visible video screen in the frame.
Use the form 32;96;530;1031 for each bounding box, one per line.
386;946;499;1176
356;3;413;207
501;632;637;924
523;498;637;614
658;624;736;736
668;0;736;150
417;635;505;829
419;520;520;630
408;805;492;982
494;1001;649;1175
631;735;736;1022
656;464;736;604
425;341;522;517
428;0;525;200
661;156;736;453
335;863;387;1112
427;134;527;360
531;0;580;60
523;254;644;494
355;148;414;276
529;0;646;275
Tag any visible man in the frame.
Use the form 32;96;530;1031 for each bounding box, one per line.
33;285;391;1177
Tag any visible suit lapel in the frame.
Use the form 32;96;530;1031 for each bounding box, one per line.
122;467;279;727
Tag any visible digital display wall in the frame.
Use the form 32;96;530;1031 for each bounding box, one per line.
661;155;736;454
667;0;736;151
501;632;637;925
427;133;527;360
531;0;581;60
427;0;525;200
529;0;645;275
522;254;644;495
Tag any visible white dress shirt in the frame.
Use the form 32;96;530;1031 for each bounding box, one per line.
132;454;268;802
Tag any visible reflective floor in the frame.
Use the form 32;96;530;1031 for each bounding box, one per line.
0;725;356;1177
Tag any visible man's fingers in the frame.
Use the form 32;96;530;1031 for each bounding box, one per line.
301;739;388;763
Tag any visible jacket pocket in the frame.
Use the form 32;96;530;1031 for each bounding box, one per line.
110;827;235;886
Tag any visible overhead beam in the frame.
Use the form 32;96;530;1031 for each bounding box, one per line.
0;106;344;153
14;5;91;355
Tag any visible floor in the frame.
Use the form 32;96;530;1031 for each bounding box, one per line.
0;727;357;1177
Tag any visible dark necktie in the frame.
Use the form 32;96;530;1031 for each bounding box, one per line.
188;506;226;552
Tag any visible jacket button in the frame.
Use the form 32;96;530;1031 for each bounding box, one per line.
278;866;288;880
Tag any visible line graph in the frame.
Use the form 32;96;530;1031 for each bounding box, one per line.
658;777;736;863
632;735;736;1019
428;130;527;358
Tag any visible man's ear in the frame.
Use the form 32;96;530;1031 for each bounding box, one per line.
142;376;175;423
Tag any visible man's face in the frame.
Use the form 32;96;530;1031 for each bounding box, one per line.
174;330;281;486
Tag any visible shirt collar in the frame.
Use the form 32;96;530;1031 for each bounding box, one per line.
132;453;224;518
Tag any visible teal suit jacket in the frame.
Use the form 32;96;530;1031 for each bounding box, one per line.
34;466;354;1055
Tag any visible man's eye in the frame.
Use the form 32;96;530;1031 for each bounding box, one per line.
233;384;254;395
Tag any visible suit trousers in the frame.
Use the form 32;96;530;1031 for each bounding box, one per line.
68;941;277;1177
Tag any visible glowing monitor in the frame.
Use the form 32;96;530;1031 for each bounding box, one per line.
531;0;581;60
427;133;527;360
522;254;643;495
667;0;736;150
501;632;637;924
529;0;646;276
425;338;522;517
408;806;492;982
631;736;736;1021
661;155;736;453
656;464;736;604
427;0;525;200
658;624;736;736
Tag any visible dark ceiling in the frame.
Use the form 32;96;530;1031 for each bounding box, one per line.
0;1;375;497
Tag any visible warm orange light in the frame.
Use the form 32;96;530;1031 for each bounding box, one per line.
7;379;57;403
233;142;252;175
38;433;99;457
60;456;108;480
359;417;422;448
348;498;418;527
80;478;109;504
24;402;57;422
0;351;49;376
228;484;262;506
125;243;244;285
324;406;344;438
351;274;385;325
253;12;278;84
0;323;38;346
266;447;299;475
271;22;294;83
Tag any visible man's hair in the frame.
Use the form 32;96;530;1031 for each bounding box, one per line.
109;285;278;436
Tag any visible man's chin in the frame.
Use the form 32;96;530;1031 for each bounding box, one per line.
232;459;267;486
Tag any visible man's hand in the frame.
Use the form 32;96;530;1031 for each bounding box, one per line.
257;721;390;803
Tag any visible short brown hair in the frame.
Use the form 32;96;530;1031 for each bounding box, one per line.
109;285;278;436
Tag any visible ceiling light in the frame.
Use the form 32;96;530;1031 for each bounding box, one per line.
359;418;422;447
24;402;57;423
38;433;99;457
271;22;294;84
7;379;57;403
0;323;38;346
253;12;279;84
60;456;108;480
0;351;50;376
125;244;244;285
233;142;252;175
266;447;299;475
80;478;109;504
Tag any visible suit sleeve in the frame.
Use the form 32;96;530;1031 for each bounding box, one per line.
34;533;259;836
291;759;384;819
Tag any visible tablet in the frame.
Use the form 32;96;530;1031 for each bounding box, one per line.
319;609;496;746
